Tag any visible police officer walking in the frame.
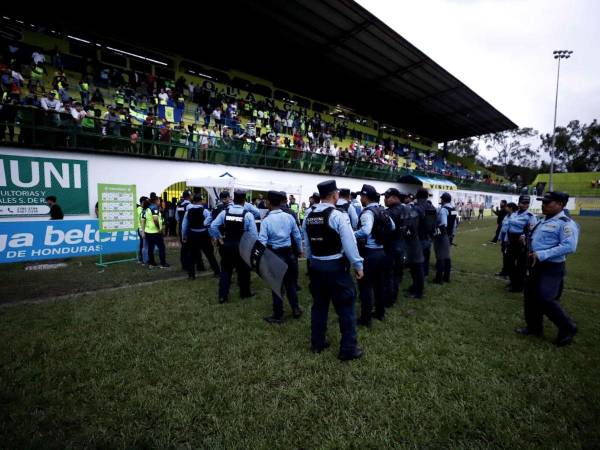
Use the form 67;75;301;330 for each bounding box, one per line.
515;191;579;346
336;188;359;230
303;180;364;361
383;188;407;305
413;188;437;278
433;192;457;283
259;191;303;324
209;189;258;303
355;184;394;325
182;193;220;279
505;194;537;292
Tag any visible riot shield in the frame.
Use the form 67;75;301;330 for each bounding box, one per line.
239;233;288;299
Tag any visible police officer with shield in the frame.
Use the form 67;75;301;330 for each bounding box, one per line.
259;190;303;324
515;191;579;346
303;180;364;361
209;189;257;303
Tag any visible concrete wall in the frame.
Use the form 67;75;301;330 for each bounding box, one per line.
0;147;575;222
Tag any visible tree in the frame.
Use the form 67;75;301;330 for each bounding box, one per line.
482;128;539;177
541;119;600;172
445;137;480;158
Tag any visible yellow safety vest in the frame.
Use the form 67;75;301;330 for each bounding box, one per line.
143;208;162;233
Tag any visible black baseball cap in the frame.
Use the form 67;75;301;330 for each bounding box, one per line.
416;188;430;199
518;194;531;204
317;180;337;197
360;184;378;197
384;188;403;199
182;190;192;199
219;190;230;200
339;188;351;197
267;190;283;202
440;192;452;203
538;191;569;205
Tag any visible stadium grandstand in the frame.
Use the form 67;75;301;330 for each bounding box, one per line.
0;3;518;195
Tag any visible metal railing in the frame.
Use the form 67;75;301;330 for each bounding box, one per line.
0;105;515;193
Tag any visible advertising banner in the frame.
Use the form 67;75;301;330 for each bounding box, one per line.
98;184;137;232
0;154;89;217
0;220;138;264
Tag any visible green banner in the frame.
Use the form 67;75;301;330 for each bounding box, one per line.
97;184;137;232
0;154;89;217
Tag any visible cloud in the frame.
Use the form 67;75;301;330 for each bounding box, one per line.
357;0;600;136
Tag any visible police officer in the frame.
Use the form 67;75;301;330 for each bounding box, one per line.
383;188;406;305
413;188;437;278
279;191;301;291
433;192;457;283
505;194;537;292
176;191;197;271
497;202;518;278
355;184;394;325
209;189;258;303
259;190;303;324
182;193;220;279
515;191;579;346
336;188;359;230
351;191;362;217
303;180;364;361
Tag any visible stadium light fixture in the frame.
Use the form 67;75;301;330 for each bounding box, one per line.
548;49;573;191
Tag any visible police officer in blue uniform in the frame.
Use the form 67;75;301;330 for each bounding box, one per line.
433;192;457;284
515;191;579;346
413;188;437;278
336;188;359;230
303;180;364;361
506;194;538;292
383;188;407;305
259;190;303;324
182;193;220;279
209;189;258;303
355;184;394;325
279;191;302;292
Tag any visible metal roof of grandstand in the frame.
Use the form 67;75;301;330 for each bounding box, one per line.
20;0;517;142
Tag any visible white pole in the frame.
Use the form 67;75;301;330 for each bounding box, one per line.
549;57;562;192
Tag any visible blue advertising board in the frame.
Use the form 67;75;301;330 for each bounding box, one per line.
0;220;138;264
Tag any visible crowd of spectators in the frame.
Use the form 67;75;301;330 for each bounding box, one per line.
0;38;512;190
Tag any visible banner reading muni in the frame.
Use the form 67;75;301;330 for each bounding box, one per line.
0;154;89;217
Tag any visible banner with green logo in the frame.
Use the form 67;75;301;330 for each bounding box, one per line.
98;184;137;232
0;154;89;217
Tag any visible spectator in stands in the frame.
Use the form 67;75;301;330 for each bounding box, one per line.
91;88;104;105
28;63;45;93
41;91;63;126
70;102;88;130
212;107;222;131
31;49;45;66
103;106;121;137
209;126;218;147
46;195;64;220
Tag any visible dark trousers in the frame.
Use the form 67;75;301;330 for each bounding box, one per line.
407;263;425;297
187;231;220;277
492;222;502;242
421;239;431;277
270;247;299;318
500;242;510;275
137;229;144;262
507;235;527;291
386;247;404;306
218;242;251;299
524;262;575;334
309;258;358;355
146;233;166;266
435;259;451;282
358;248;387;322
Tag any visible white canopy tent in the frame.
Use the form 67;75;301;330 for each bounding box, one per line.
186;175;303;207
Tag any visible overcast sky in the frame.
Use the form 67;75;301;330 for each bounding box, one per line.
357;0;600;138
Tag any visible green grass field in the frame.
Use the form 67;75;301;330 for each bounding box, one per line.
1;218;599;449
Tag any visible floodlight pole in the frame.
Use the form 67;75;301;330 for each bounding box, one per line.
549;50;572;191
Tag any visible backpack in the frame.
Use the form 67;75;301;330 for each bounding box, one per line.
417;200;437;239
362;205;392;245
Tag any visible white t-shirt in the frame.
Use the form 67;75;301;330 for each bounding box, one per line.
71;108;87;122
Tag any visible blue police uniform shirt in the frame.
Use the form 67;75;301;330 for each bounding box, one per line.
302;202;363;271
244;202;261;219
181;204;211;236
351;199;362;217
258;209;302;250
531;210;578;263
507;208;537;235
336;198;359;229
436;206;448;227
209;204;258;239
355;202;394;249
